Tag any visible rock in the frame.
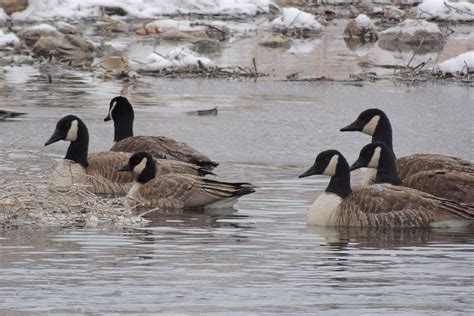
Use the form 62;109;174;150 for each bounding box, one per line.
379;19;442;45
0;0;28;15
271;7;322;38
54;21;77;34
100;6;128;16
258;35;291;49
65;34;94;52
32;36;75;57
17;24;63;46
383;6;406;21
344;14;378;41
18;23;95;58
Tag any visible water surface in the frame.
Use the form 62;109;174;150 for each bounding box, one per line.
0;16;473;314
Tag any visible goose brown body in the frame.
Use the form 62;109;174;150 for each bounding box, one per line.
331;185;474;227
128;175;254;210
352;142;474;204
105;96;218;170
300;149;474;228
396;154;474;180
403;169;474;204
110;135;215;169
51;152;135;195
120;152;254;210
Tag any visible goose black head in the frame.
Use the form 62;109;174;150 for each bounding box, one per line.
119;152;156;183
340;108;388;136
299;150;345;178
45;115;84;146
350;142;401;185
104;96;134;122
351;142;394;171
300;150;352;198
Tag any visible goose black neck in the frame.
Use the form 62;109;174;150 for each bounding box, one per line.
113;117;134;142
137;159;156;184
372;113;394;154
65;121;89;168
326;157;352;198
374;147;402;185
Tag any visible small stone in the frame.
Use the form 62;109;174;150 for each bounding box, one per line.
0;0;28;15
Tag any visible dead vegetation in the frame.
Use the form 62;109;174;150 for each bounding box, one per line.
0;146;148;228
137;58;268;79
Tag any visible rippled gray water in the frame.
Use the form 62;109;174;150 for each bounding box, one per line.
1;19;474;314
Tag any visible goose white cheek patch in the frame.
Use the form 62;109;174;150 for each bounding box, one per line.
65;120;79;141
362;115;380;136
323;155;339;176
368;147;382;169
133;157;148;174
109;101;117;120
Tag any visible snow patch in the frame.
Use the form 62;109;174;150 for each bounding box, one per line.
417;0;474;22
25;23;59;33
434;52;474;75
0;8;8;23
12;0;274;21
271;7;322;32
140;48;212;71
0;30;20;46
381;19;440;36
355;14;374;30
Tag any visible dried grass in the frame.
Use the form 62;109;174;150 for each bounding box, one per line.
0;145;149;228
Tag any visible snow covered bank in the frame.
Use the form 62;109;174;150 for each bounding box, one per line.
417;0;474;22
344;14;377;41
0;29;20;47
434;52;474;75
139;48;212;71
271;7;322;37
379;19;442;45
11;0;275;21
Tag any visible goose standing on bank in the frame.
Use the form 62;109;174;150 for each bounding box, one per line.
350;142;474;204
340;108;473;183
298;149;473;227
118;152;254;210
45;116;211;195
104;96;219;171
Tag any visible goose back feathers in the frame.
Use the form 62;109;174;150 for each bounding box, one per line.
299;150;473;227
119;152;254;210
105;96;218;170
352;142;474;204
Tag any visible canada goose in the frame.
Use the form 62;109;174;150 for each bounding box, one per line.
45;116;211;195
298;149;473;227
340;108;473;183
350;142;474;204
0;109;26;121
104;96;218;170
118;152;255;210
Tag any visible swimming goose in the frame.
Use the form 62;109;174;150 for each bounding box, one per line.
340;108;473;183
104;96;219;171
0;109;26;121
298;149;473;227
118;152;255;210
45;116;211;195
350;142;474;204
